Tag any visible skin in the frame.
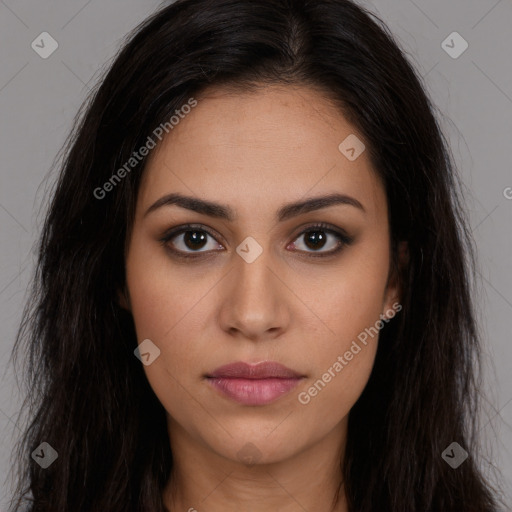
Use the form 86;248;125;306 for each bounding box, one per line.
121;84;405;512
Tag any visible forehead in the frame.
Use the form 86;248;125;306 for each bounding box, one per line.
138;85;386;220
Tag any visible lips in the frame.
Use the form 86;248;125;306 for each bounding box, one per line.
205;361;305;406
207;361;303;379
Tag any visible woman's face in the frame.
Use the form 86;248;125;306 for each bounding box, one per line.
123;85;400;466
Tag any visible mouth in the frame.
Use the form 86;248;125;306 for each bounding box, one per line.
205;361;305;406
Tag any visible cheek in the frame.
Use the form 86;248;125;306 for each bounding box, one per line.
298;238;389;416
294;343;376;445
125;252;203;420
124;237;190;389
319;247;390;344
297;289;382;426
125;230;209;339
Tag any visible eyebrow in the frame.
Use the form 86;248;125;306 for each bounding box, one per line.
144;192;366;221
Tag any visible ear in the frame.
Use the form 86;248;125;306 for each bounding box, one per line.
117;285;132;312
382;240;408;317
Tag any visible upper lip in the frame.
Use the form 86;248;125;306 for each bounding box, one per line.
206;361;303;379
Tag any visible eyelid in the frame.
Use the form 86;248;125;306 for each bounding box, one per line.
159;222;353;258
289;221;352;243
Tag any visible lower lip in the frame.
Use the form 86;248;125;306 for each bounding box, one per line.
206;377;303;405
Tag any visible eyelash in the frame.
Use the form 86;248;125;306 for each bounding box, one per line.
158;222;354;260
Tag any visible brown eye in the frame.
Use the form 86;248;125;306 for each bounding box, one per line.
160;225;224;255
303;230;328;250
291;229;341;253
288;223;353;256
182;230;208;250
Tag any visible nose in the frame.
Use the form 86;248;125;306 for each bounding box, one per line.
218;245;291;342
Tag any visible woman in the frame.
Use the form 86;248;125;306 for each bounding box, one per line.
9;0;504;510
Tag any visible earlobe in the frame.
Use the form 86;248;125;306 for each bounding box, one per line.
383;240;409;315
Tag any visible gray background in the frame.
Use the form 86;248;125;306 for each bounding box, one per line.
0;0;511;508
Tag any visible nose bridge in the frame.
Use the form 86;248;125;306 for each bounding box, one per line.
236;248;274;294
218;240;289;339
233;234;277;293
